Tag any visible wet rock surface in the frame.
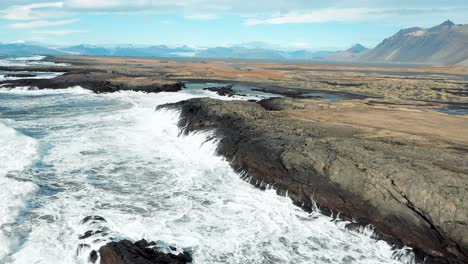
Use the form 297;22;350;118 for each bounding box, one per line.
160;97;468;264
202;84;242;97
76;215;192;264
3;73;38;78
92;239;192;264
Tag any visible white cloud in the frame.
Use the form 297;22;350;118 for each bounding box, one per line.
3;2;64;20
64;0;152;10
0;1;467;27
245;8;377;25
32;29;86;35
8;18;79;29
184;14;219;20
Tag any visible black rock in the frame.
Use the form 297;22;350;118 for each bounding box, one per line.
80;215;107;224
90;250;98;263
79;230;105;240
96;239;193;264
203;85;241;97
4;73;37;78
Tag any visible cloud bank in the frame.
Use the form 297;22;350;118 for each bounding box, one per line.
1;0;467;34
8;18;79;28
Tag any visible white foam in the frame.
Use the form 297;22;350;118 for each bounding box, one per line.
0;123;39;260
0;56;69;67
8;56;46;61
0;86;92;95
0;72;63;81
2;90;415;264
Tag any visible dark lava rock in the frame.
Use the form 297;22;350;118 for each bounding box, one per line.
0;71;183;94
79;230;107;240
80;215;107;224
159;97;468;264
203;85;241;97
93;239;192;264
4;73;37;78
90;250;99;263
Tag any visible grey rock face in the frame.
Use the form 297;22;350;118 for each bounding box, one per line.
160;98;468;264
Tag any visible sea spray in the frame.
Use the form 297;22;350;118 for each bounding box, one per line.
0;123;39;260
0;83;416;264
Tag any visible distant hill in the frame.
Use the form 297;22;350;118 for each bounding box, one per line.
60;45;196;57
459;58;468;65
195;46;337;59
360;20;468;64
61;44;112;56
327;44;369;61
0;43;64;56
195;46;286;59
288;50;334;59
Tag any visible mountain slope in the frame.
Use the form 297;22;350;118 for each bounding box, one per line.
196;46;339;59
60;45;196;57
328;44;369;60
196;46;286;59
360;20;468;64
458;58;468;65
61;45;112;55
288;50;334;59
0;43;64;56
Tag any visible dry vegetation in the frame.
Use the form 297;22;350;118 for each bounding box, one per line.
53;56;468;107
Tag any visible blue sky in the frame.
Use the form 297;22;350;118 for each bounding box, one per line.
0;1;467;50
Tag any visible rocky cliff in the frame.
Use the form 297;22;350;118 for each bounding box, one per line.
161;97;468;264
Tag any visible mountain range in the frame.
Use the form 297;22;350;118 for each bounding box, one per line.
361;20;468;64
0;21;466;65
0;42;367;61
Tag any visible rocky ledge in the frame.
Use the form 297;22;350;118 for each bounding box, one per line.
0;71;183;93
160;97;468;264
91;239;192;264
203;85;239;97
76;215;192;264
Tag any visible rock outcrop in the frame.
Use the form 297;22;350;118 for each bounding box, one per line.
160;98;468;264
76;215;192;264
3;73;37;78
203;85;241;97
92;239;192;264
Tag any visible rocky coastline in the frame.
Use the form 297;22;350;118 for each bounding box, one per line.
159;97;468;264
2;55;467;263
0;69;183;93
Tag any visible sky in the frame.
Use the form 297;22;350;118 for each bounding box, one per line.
0;0;467;51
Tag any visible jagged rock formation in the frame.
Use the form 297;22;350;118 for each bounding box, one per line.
92;239;192;264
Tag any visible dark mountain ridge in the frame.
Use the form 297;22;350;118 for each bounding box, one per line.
360;20;468;64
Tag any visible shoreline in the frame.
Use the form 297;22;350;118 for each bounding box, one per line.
160;97;467;264
2;55;467;263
